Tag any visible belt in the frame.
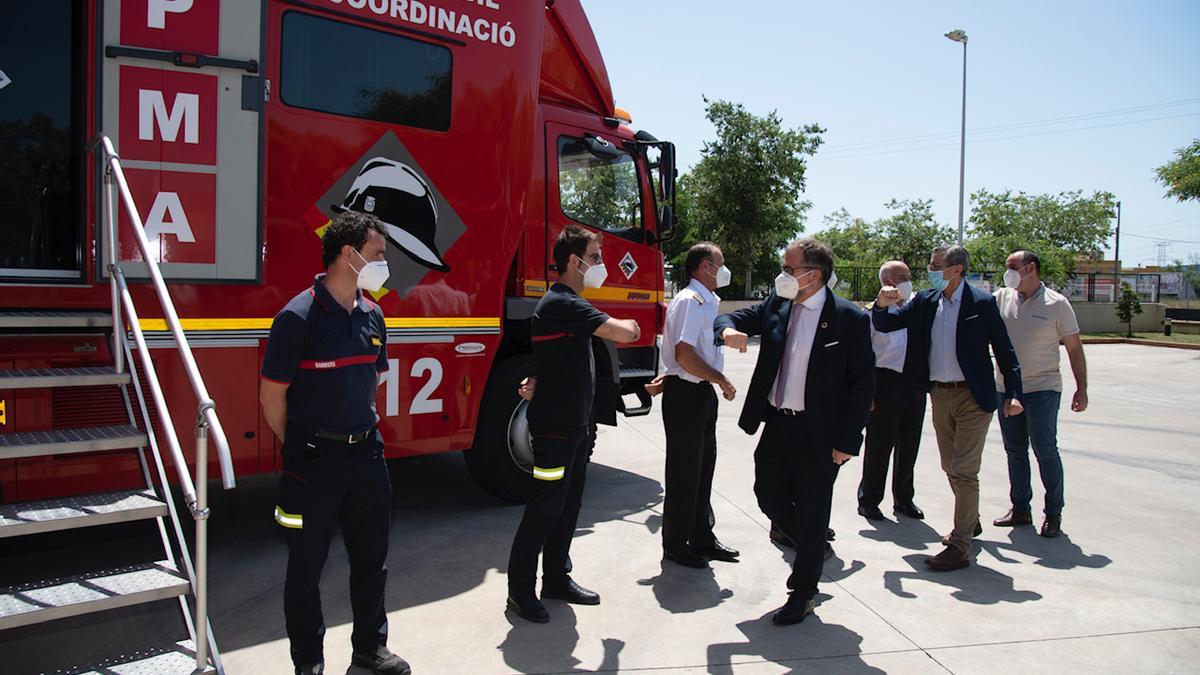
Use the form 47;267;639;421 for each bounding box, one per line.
932;381;970;389
290;424;376;444
769;405;806;417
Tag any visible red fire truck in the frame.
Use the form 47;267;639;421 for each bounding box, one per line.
0;0;676;504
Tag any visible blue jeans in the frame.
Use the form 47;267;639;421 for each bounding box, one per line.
997;390;1064;515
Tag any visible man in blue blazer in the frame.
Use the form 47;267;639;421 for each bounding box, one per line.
715;238;874;625
873;244;1023;571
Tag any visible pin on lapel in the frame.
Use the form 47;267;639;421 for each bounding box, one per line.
820;321;829;329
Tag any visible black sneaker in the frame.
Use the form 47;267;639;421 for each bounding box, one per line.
350;646;411;675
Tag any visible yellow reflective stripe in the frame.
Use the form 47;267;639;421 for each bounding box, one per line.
274;506;303;529
532;466;565;481
137;317;501;332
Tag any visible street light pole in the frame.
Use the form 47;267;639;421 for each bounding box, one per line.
946;29;968;245
1113;200;1122;277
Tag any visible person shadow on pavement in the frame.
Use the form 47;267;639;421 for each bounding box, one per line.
883;552;1043;605
980;531;1112;571
499;604;624;674
706;602;885;675
857;517;943;552
638;563;734;613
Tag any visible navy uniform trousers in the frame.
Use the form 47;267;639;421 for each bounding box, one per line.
507;426;593;594
277;426;392;667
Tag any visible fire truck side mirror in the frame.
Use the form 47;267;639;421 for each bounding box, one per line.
658;204;676;243
660;143;676;203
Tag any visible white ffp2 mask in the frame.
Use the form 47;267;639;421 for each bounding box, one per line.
352;250;390;293
580;259;608;289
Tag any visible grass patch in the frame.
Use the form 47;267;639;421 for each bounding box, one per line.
1084;332;1200;345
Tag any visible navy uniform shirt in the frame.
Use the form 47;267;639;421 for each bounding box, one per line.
261;274;389;435
528;283;610;434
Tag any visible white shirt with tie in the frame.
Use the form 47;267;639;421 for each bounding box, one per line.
929;281;967;383
768;289;826;412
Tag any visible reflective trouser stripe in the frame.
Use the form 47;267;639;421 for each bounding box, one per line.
532;466;565;481
275;506;303;529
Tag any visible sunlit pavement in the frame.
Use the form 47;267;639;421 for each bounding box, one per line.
9;343;1194;674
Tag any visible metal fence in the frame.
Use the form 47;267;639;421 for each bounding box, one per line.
830;267;1163;304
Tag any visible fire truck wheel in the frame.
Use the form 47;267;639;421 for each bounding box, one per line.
465;353;538;503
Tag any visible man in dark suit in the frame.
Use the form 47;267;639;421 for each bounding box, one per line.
715;238;874;625
873;244;1023;571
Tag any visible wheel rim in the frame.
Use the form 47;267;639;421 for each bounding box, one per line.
506;399;534;474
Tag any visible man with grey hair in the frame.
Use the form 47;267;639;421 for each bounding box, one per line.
858;260;926;522
873;245;1022;571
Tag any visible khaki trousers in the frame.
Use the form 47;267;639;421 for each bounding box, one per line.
930;386;994;553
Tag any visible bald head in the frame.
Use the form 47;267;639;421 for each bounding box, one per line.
879;260;911;286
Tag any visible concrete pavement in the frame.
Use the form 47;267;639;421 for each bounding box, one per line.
5;343;1196;673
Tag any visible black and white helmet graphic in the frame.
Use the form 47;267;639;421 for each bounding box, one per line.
332;157;450;272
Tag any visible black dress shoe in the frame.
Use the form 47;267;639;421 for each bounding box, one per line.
542;577;601;605
350;646;411;675
295;664;324;675
693;540;740;562
507;592;550;623
894;502;925;519
772;593;816;625
1040;514;1062;538
663;546;709;568
769;525;796;549
826;527;836;541
858;504;885;521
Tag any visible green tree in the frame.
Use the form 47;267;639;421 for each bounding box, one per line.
1115;282;1143;337
1154;138;1200;203
966;189;1116;284
876;198;955;273
678;98;824;297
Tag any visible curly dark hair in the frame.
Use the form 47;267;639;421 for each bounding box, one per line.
321;211;387;268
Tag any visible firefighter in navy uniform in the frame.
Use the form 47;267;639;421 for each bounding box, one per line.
259;211;410;675
505;225;641;623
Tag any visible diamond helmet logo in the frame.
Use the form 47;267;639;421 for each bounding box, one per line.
332;157;451;273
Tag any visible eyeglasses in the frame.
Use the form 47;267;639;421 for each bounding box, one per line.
781;264;817;276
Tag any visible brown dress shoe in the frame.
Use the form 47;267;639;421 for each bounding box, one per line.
1040;514;1062;538
924;545;970;571
941;520;982;546
994;509;1033;527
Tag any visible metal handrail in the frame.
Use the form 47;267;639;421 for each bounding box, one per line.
88;133;233;673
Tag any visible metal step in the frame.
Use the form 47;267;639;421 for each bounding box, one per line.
0;366;130;389
0;311;113;330
0;425;147;460
0;489;167;539
0;561;188;630
63;641;213;675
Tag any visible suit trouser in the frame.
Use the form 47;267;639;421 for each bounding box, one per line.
753;410;840;600
277;427;392;668
858;368;926;509
507;426;591;594
661;375;719;551
929;386;993;553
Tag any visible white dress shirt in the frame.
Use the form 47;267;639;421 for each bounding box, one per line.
662;278;723;383
768;289;826;411
870;310;907;373
929;281;966;383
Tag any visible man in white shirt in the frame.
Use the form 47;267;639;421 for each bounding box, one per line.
658;242;740;569
858;261;926;522
992;250;1088;538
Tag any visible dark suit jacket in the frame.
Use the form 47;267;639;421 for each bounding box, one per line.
713;288;875;456
871;283;1021;413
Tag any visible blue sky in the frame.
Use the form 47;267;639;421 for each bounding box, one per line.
581;0;1200;268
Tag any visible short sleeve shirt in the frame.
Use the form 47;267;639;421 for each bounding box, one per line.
527;283;610;434
994;284;1080;392
261;274;389;434
662;279;723;383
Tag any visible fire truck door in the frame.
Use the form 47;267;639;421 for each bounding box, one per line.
100;0;262;282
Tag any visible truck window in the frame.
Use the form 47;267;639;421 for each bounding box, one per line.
557;136;641;236
281;12;451;131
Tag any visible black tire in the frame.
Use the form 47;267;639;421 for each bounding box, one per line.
465;353;538;503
